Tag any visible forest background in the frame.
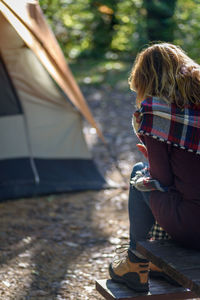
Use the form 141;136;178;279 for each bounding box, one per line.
39;0;200;89
1;2;200;299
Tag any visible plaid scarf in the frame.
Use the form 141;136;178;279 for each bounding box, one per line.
148;221;170;241
137;97;200;154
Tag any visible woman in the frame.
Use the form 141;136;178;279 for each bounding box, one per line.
109;43;200;292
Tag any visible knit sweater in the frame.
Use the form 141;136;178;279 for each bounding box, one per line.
143;135;200;250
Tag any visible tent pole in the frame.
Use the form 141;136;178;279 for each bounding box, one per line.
20;101;40;185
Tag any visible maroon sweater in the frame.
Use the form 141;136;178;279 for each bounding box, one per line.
143;135;200;250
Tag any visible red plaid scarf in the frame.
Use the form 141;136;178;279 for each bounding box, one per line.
135;97;200;154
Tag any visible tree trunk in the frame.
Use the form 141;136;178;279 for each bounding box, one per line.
143;0;177;42
89;0;118;57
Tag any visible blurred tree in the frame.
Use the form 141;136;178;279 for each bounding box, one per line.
143;0;177;42
40;0;93;60
88;0;118;57
111;0;145;56
174;0;200;63
39;0;63;28
39;0;200;64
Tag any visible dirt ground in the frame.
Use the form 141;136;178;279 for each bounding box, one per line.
0;86;143;299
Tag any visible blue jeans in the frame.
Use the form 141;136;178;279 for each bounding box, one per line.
129;162;155;250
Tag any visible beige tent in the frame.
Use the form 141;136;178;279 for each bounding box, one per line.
0;0;106;200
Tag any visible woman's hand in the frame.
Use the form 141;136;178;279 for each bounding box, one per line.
136;143;148;159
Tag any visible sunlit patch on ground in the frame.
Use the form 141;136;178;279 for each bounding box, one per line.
0;84;144;299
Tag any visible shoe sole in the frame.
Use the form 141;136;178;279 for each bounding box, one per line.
109;264;149;293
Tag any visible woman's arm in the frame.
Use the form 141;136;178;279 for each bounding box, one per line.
143;135;174;187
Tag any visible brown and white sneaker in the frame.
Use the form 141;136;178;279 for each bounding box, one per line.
109;249;149;292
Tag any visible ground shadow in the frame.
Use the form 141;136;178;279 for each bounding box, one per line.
0;86;144;299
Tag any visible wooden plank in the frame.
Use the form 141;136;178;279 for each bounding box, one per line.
137;240;200;297
96;279;195;300
137;241;200;269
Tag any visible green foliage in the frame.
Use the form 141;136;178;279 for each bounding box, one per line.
39;0;200;65
111;0;146;53
40;0;92;59
174;0;200;63
39;0;144;60
70;58;132;90
143;0;177;42
87;0;118;57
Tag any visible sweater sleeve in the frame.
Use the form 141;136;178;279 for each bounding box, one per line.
142;135;174;187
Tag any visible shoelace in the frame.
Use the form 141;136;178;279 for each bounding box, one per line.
115;243;129;254
112;244;130;264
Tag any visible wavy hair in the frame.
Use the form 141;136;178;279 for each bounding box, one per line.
129;43;200;108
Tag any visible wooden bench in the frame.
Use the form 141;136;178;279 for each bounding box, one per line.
96;240;200;299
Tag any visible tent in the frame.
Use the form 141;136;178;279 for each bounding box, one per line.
0;0;106;200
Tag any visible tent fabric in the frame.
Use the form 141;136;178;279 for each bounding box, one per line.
0;53;22;116
0;1;106;200
0;0;105;141
0;158;106;200
1;44;91;159
0;115;30;158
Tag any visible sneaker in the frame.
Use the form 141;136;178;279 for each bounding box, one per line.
150;262;180;286
109;249;149;292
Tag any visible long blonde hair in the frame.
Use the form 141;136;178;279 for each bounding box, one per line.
129;43;200;108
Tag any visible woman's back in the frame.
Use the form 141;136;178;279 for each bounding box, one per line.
129;43;200;250
144;134;200;249
170;146;200;200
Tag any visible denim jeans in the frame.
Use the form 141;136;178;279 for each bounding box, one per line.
129;162;155;250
